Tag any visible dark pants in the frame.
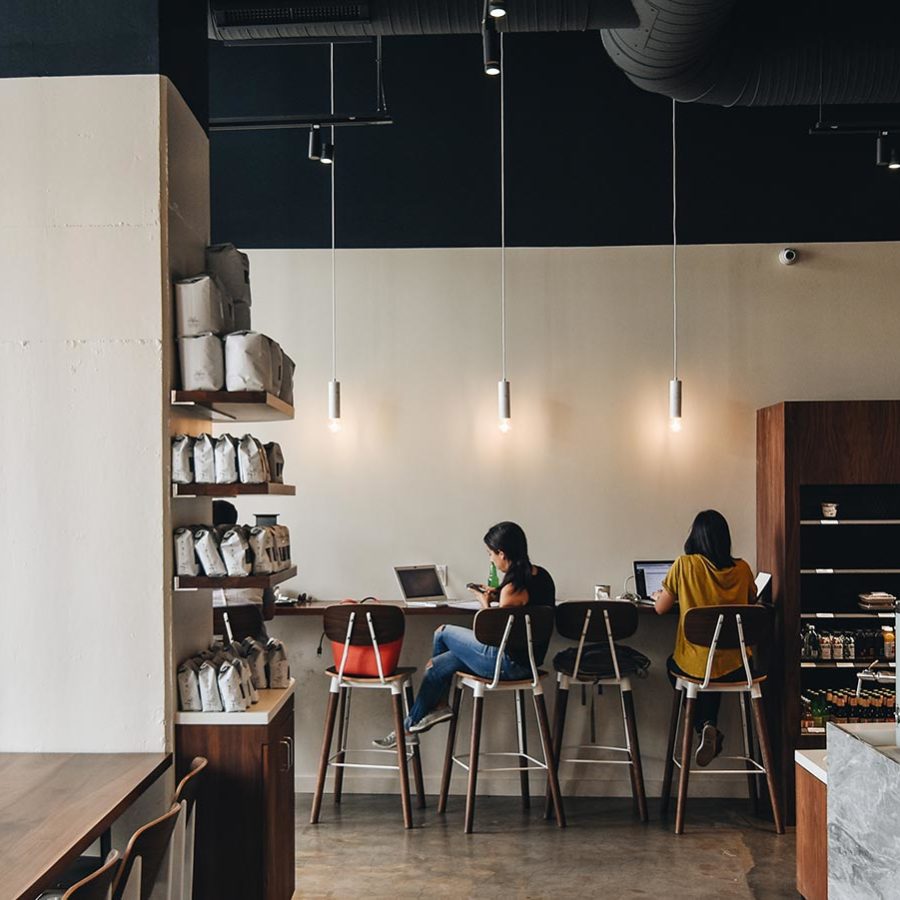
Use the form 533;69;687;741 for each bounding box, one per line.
666;656;749;734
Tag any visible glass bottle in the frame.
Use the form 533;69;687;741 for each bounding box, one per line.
820;633;833;661
845;631;856;660
884;627;896;661
487;561;500;590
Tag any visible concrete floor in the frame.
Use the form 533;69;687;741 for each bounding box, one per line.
296;795;796;899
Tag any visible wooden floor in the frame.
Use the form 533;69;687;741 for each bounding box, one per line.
294;795;797;899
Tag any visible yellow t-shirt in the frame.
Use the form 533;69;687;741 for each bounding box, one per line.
663;554;757;679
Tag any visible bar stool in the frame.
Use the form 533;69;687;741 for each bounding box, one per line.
310;604;426;829
544;600;648;822
660;604;784;835
436;606;566;834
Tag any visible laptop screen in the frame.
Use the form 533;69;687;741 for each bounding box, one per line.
633;560;674;599
395;566;444;601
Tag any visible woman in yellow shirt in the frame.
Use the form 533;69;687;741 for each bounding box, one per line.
653;510;756;766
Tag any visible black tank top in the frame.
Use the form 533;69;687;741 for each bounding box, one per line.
506;566;556;667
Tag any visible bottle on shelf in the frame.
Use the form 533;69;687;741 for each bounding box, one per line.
884;626;896;661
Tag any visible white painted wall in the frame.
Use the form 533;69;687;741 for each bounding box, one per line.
0;75;207;754
225;242;900;797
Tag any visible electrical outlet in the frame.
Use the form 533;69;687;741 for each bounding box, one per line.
436;564;448;586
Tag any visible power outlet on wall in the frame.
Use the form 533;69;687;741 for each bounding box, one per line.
436;564;448;586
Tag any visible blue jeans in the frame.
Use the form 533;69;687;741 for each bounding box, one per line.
405;624;532;728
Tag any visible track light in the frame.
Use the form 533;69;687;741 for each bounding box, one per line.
320;141;335;165
876;133;900;169
308;125;322;161
483;16;501;76
488;0;507;17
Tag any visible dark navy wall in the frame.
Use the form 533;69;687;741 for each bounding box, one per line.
210;31;900;249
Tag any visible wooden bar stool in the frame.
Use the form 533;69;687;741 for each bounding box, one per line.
544;600;648;822
436;606;566;834
310;604;426;829
659;605;784;835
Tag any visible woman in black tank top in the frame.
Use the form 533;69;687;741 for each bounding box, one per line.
374;522;556;747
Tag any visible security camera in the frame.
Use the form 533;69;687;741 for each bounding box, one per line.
779;248;798;266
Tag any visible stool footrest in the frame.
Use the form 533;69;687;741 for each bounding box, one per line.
451;750;548;774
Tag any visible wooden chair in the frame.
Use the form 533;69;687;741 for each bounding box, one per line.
544;600;648;822
437;606;566;834
660;605;784;835
112;802;183;900
39;851;121;900
172;757;207;900
310;604;425;829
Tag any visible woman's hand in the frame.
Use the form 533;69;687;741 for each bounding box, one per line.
653;588;676;615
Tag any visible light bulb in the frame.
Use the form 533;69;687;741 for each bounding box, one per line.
489;0;507;17
499;418;511;433
669;417;682;433
328;418;342;433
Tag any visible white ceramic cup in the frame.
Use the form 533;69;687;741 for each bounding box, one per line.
594;584;611;601
821;502;839;518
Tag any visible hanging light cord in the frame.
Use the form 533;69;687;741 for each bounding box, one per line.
330;42;337;383
500;33;507;383
671;97;678;383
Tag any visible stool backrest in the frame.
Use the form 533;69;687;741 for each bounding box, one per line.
323;603;405;645
174;755;208;818
473;606;554;688
112;803;181;900
63;850;120;900
683;604;769;688
555;600;639;683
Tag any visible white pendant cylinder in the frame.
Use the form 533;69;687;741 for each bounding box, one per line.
669;377;682;431
328;378;341;431
498;379;511;431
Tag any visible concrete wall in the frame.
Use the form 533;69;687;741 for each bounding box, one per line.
225;242;900;796
0;74;207;753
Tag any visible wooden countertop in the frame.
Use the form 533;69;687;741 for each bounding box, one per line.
174;679;296;726
0;751;171;899
273;600;670;617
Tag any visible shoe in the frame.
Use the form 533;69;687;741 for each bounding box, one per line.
408;705;454;734
371;731;418;750
696;723;724;767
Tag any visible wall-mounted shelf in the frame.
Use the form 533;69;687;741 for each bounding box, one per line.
174;566;297;591
800;661;895;670
801;519;900;526
171;390;293;422
801;612;896;619
800;569;900;575
172;482;296;498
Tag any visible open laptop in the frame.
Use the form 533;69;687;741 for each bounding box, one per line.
633;560;674;601
394;565;448;606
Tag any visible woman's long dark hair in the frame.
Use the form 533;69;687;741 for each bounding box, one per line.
484;521;532;591
684;509;735;570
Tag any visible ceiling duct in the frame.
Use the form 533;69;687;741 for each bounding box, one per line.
600;0;900;106
208;0;639;42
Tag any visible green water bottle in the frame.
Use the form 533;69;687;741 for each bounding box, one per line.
488;562;500;589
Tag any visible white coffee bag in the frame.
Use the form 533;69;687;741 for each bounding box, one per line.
213;588;264;607
198;661;224;712
267;638;290;689
206;243;251;305
220;527;251;577
271;524;291;572
238;434;269;483
236;655;258;704
193;434;216;484
242;638;268;689
214;434;239;484
224;331;271;392
267;338;284;396
175;274;226;337
172;435;194;484
179;333;224;391
177;659;202;711
194;527;227;577
174;528;199;577
280;353;295;405
248;526;276;575
217;661;246;712
264;442;284;483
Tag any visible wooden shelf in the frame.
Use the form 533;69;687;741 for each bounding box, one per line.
173;482;295;498
801;519;900;525
273;601;479;617
801;612;897;619
171;390;293;422
174;566;297;591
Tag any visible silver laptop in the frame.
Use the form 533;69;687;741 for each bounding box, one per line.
633;560;675;600
394;565;448;605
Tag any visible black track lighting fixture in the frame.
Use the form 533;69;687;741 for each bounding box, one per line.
488;0;507;17
483;14;501;76
876;133;900;170
308;124;322;161
320;142;335;165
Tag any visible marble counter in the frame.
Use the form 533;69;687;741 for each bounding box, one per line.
827;722;900;900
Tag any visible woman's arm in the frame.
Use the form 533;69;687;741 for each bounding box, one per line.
653;588;676;615
498;583;529;608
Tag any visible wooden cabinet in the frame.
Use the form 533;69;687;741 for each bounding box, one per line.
757;401;900;822
176;692;295;900
796;763;828;900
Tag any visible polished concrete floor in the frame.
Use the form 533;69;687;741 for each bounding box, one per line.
295;794;796;899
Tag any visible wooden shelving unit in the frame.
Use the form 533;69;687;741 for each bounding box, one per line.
757;400;900;822
172;482;295;498
174;566;297;591
171;390;293;422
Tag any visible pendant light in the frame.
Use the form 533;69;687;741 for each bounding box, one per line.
497;33;511;433
326;43;341;433
668;98;683;433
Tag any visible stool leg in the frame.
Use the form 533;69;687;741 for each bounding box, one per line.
310;682;339;824
438;679;463;815
674;693;696;835
404;681;427;809
464;689;485;834
534;689;566;828
333;687;349;804
740;691;759;815
660;688;682;816
391;687;413;829
515;690;531;810
621;685;648;823
544;676;569;820
750;692;784;835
